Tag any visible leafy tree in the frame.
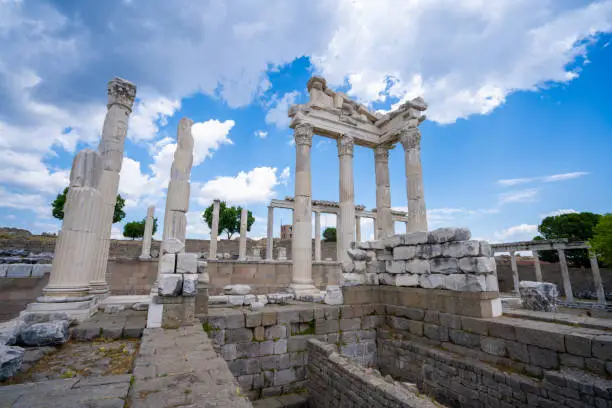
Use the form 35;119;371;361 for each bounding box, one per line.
202;201;255;239
122;217;158;240
52;187;126;223
590;214;612;266
323;227;337;242
533;212;602;267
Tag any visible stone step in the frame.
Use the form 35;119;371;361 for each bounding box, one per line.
251;393;309;408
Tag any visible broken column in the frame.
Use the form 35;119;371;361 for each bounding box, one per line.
266;205;274;260
90;78;137;297
209;199;220;260
337;134;355;270
139;205;155;260
399;128;427;233
238;207;248;260
374;145;394;238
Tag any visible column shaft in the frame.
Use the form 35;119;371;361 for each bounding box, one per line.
590;254;606;305
314;212;321;261
400;128;427;232
239;207;248;260
355;216;361;243
510;251;519;294
209;199;220;259
532;250;543;282
557;248;574;303
374;145;393;238
140;205;155;259
266;206;274;260
337;134;355;266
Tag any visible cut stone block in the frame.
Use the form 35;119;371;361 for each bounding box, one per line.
364;273;379;285
442;241;481;258
395;274;419;287
0;344;24;380
341;260;354;273
256;295;268;304
159;254;176;274
419;274;445;289
379;273;396;285
182;273;198;296
243;294;256;305
162;237;185;254
403;231;429;245
176;253;198;273
347;248;368;261
295;292;325;302
444;274;487;292
393;246;417;260
158;273;183;296
31;264;52;277
385;260;405;274
324;285;343;305
19;320;70;346
250;302;265;311
354;260;366;273
0;264;7;277
430;258;460;274
485;274;499;292
519;281;558;312
267;293;294;304
166;180;190;212
6;264;32;278
209;295;229;304
458;257;496;274
228;295;245;306
405;259;430;274
341;273;364;286
427;227;471;244
223;284;252;295
416;244;442;259
381;235;403;248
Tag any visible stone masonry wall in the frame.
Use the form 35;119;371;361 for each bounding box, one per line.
306;339;439;408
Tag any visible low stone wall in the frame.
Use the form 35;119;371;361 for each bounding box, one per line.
0;275;49;322
206;260;342;295
106;259;157;295
306;339;438;408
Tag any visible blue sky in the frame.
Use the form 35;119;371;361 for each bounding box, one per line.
0;0;611;243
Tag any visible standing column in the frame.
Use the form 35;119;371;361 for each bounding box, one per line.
337;134;355;267
405;222;409;234
239;207;248;260
90;78;137;297
209;199;220;260
290;123;317;295
355;216;361;243
532;250;543;282
556;246;574;303
589;253;606;305
266;206;274;260
399;127;427;233
374;145;394;238
510;251;519;294
314;211;321;261
139;205;155;260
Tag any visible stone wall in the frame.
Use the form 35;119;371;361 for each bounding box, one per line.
106;259;158;295
0;275;49;322
306;339;438;408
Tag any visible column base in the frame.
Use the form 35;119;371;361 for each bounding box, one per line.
24;296;98;323
89;281;110;299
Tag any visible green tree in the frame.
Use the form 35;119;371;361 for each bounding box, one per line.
121;217;158;240
51;187;126;223
590;214;612;266
202;201;255;239
534;212;602;267
323;227;337;242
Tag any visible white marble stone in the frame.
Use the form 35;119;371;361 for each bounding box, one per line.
442;241;480;258
223;284;252;295
158;274;183;296
163;238;185;255
393;246;417;260
385;261;405;274
405;259;430;274
458;257;496;274
395;274;419;287
364;273;379;285
209;295;229;305
139;205;155;259
430;258;460;274
427;228;471;244
176;253;198;274
31;264;52;277
228;295;245;306
182;274;198;296
354;260;366;273
277;247;287;261
341;273;364;286
256;295;268;305
250;302;265;311
403;231;429;245
267;293;294;304
443;274;487;292
418;274;445;289
323;285;343;305
243;294;256;305
159;254;176;274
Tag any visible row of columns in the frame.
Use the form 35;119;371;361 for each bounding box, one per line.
506;248;606;304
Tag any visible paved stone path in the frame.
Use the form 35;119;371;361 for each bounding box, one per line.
128;323;253;408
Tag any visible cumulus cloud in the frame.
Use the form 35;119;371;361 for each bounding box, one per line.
265;91;300;129
497;171;589;186
254;130;268;139
128;97;181;142
492;224;538;243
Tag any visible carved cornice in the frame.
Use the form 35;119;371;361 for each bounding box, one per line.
399;127;421;150
107;77;137;111
337;134;355;156
294;123;313;146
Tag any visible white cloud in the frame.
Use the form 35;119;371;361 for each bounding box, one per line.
265;91;300;129
194;166;287;206
191;119;235;166
254;130;268;139
279;167;291;185
540;209;578;219
498;189;539;205
186;211;210;239
492;224;538;243
0;186;50;217
128;96;181;142
497;171;589;186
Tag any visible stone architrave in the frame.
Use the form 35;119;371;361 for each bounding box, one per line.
238;207;248;260
266;206;274;260
209;199;220;260
374;145;394;238
314;211;321;261
27;149;105;321
139;205;155;260
290;123;317;295
337;134;355;269
399;128;427;233
89;78;137;297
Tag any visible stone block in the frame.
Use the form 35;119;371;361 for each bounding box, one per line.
385;260;405;274
381;235;403;248
273;339;287;355
245;311;262;327
566;334;592;357
430;258;459;274
274;368;296;386
225;313;245;329
265;325;287;340
267;293;294;304
162;238;184;254
506;341;530;363
480;241;493;257
277;310;300;325
226;328;253;343
158;273;183;296
259;341;274;356
388;316;411;331
428;227;471;243
364;273;379;285
488;321;516;340
261;311;277;326
481;337;507;356
378;273;396;285
416;244;442;259
159;254;176;274
208;295;229;305
418;274;445;289
409;320;424;336
439;313;462;329
519;281;558;312
458;257;496;274
236;342;260;359
347;248;368;261
223;284;252;295
395;274;419;287
592;335;612;360
228;295;245;306
424;324;446;342
442;241;481;258
405;259;430;274
444;274;487;291
449;329;480;348
341;273;364;286
0;264;7;277
393;246;417;260
485;274;499;292
528;345;559;369
6;264;32;278
560;353;585;369
515;325;565;352
182;274;198;296
250;302;265;311
403;231;429;245
354;260;366;272
461;317;488;335
252;326;265;342
19;320;70;346
339;318;361;331
31;264;52;277
166;180;190;211
0;344;24;380
176;253;198;273
243;294;256;305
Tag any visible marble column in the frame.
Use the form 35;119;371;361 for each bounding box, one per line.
556;247;574;303
139;205;155;260
355;216;361;243
510;251;519;294
209;199;220;260
374;145;393;238
589;253;606;305
314;211;321;261
532;250;543;282
337;134;355;267
266;206;274;260
90;78;137;297
399;127;427;233
239;207;248;260
290;123;316;295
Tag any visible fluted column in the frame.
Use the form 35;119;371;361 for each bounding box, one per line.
239;207;248;260
314;211;321;261
374;145;394;238
290;123;316;294
266;206;274;260
556;247;574;303
399;128;427;233
337;134;355;267
532;250;543;282
90;78;137;297
510;251;519;294
589;253;606;305
209;199;220;259
139;205;155;260
355;216;361;243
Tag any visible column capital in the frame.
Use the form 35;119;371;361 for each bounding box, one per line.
294;123;313;146
107;77;136;111
399;127;421;150
374;144;391;161
337;133;355;156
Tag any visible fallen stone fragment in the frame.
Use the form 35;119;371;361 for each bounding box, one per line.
427;227;471;244
158;273;183;296
519;281;558;312
223;284;252;295
182;273;198;296
19;320;70;346
0;344;24;380
324;285;343;305
267;293;295;304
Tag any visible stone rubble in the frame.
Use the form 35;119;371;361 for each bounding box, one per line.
223;284;253;295
519;281;559;312
0;344;24;381
18;320;70;347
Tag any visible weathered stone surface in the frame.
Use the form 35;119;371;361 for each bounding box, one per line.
323;285;343;305
395;274;419;287
354;260;366;272
31;264;52;277
430;258;459;274
444;274;487;291
19;320;70;346
267;293;294;304
243;294;256;305
427;227;471;244
162;237;185;254
228;295;245;306
519;281;558;312
382;235;403;248
0;264;7;277
209;295;229;304
182;273;198;296
379;273;396;286
256;295;268;304
442;241;481;258
341;273;364;286
403;231;429;245
250;302;265;311
347;248;368;261
458;257;496;274
0;344;23;380
385;260;405;274
393;246;417;260
405;259;430;274
158;273;182;296
176;253;198;273
416;244;442;259
364;273;379;285
223;284;252;295
159;254;176;274
6;264;32;277
418;274;445;289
